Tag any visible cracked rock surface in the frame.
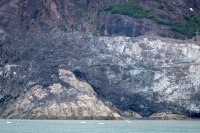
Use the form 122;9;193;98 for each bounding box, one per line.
0;67;120;119
0;31;200;119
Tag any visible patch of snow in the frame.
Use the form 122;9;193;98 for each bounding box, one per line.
188;104;200;112
152;77;170;92
13;71;17;75
4;64;17;73
28;81;36;86
129;69;143;76
190;8;193;11
154;73;162;80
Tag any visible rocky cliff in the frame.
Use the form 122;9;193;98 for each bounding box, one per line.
0;0;200;119
0;30;200;119
0;68;120;119
0;0;200;38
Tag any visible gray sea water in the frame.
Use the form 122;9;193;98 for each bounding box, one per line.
0;120;200;133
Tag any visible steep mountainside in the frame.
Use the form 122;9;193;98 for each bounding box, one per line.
0;0;200;38
0;0;200;119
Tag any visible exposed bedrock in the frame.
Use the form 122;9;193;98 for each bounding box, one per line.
0;31;199;119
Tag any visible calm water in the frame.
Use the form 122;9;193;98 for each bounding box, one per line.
0;120;200;133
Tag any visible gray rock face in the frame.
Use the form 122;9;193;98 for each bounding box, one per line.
0;67;121;119
0;31;199;118
98;14;173;37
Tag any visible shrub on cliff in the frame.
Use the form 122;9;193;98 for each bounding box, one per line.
105;3;200;39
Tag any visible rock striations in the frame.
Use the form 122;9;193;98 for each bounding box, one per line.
0;30;200;119
0;67;121;119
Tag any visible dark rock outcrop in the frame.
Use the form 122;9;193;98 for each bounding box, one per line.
0;0;200;38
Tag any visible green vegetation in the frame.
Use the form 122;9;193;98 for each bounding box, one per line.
39;22;48;27
21;17;31;31
58;25;67;32
70;24;75;31
105;3;200;39
171;14;200;39
158;4;164;10
166;5;174;12
26;24;30;31
105;3;162;21
105;3;172;25
157;1;174;12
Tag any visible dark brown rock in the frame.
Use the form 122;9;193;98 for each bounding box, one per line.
0;0;199;38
